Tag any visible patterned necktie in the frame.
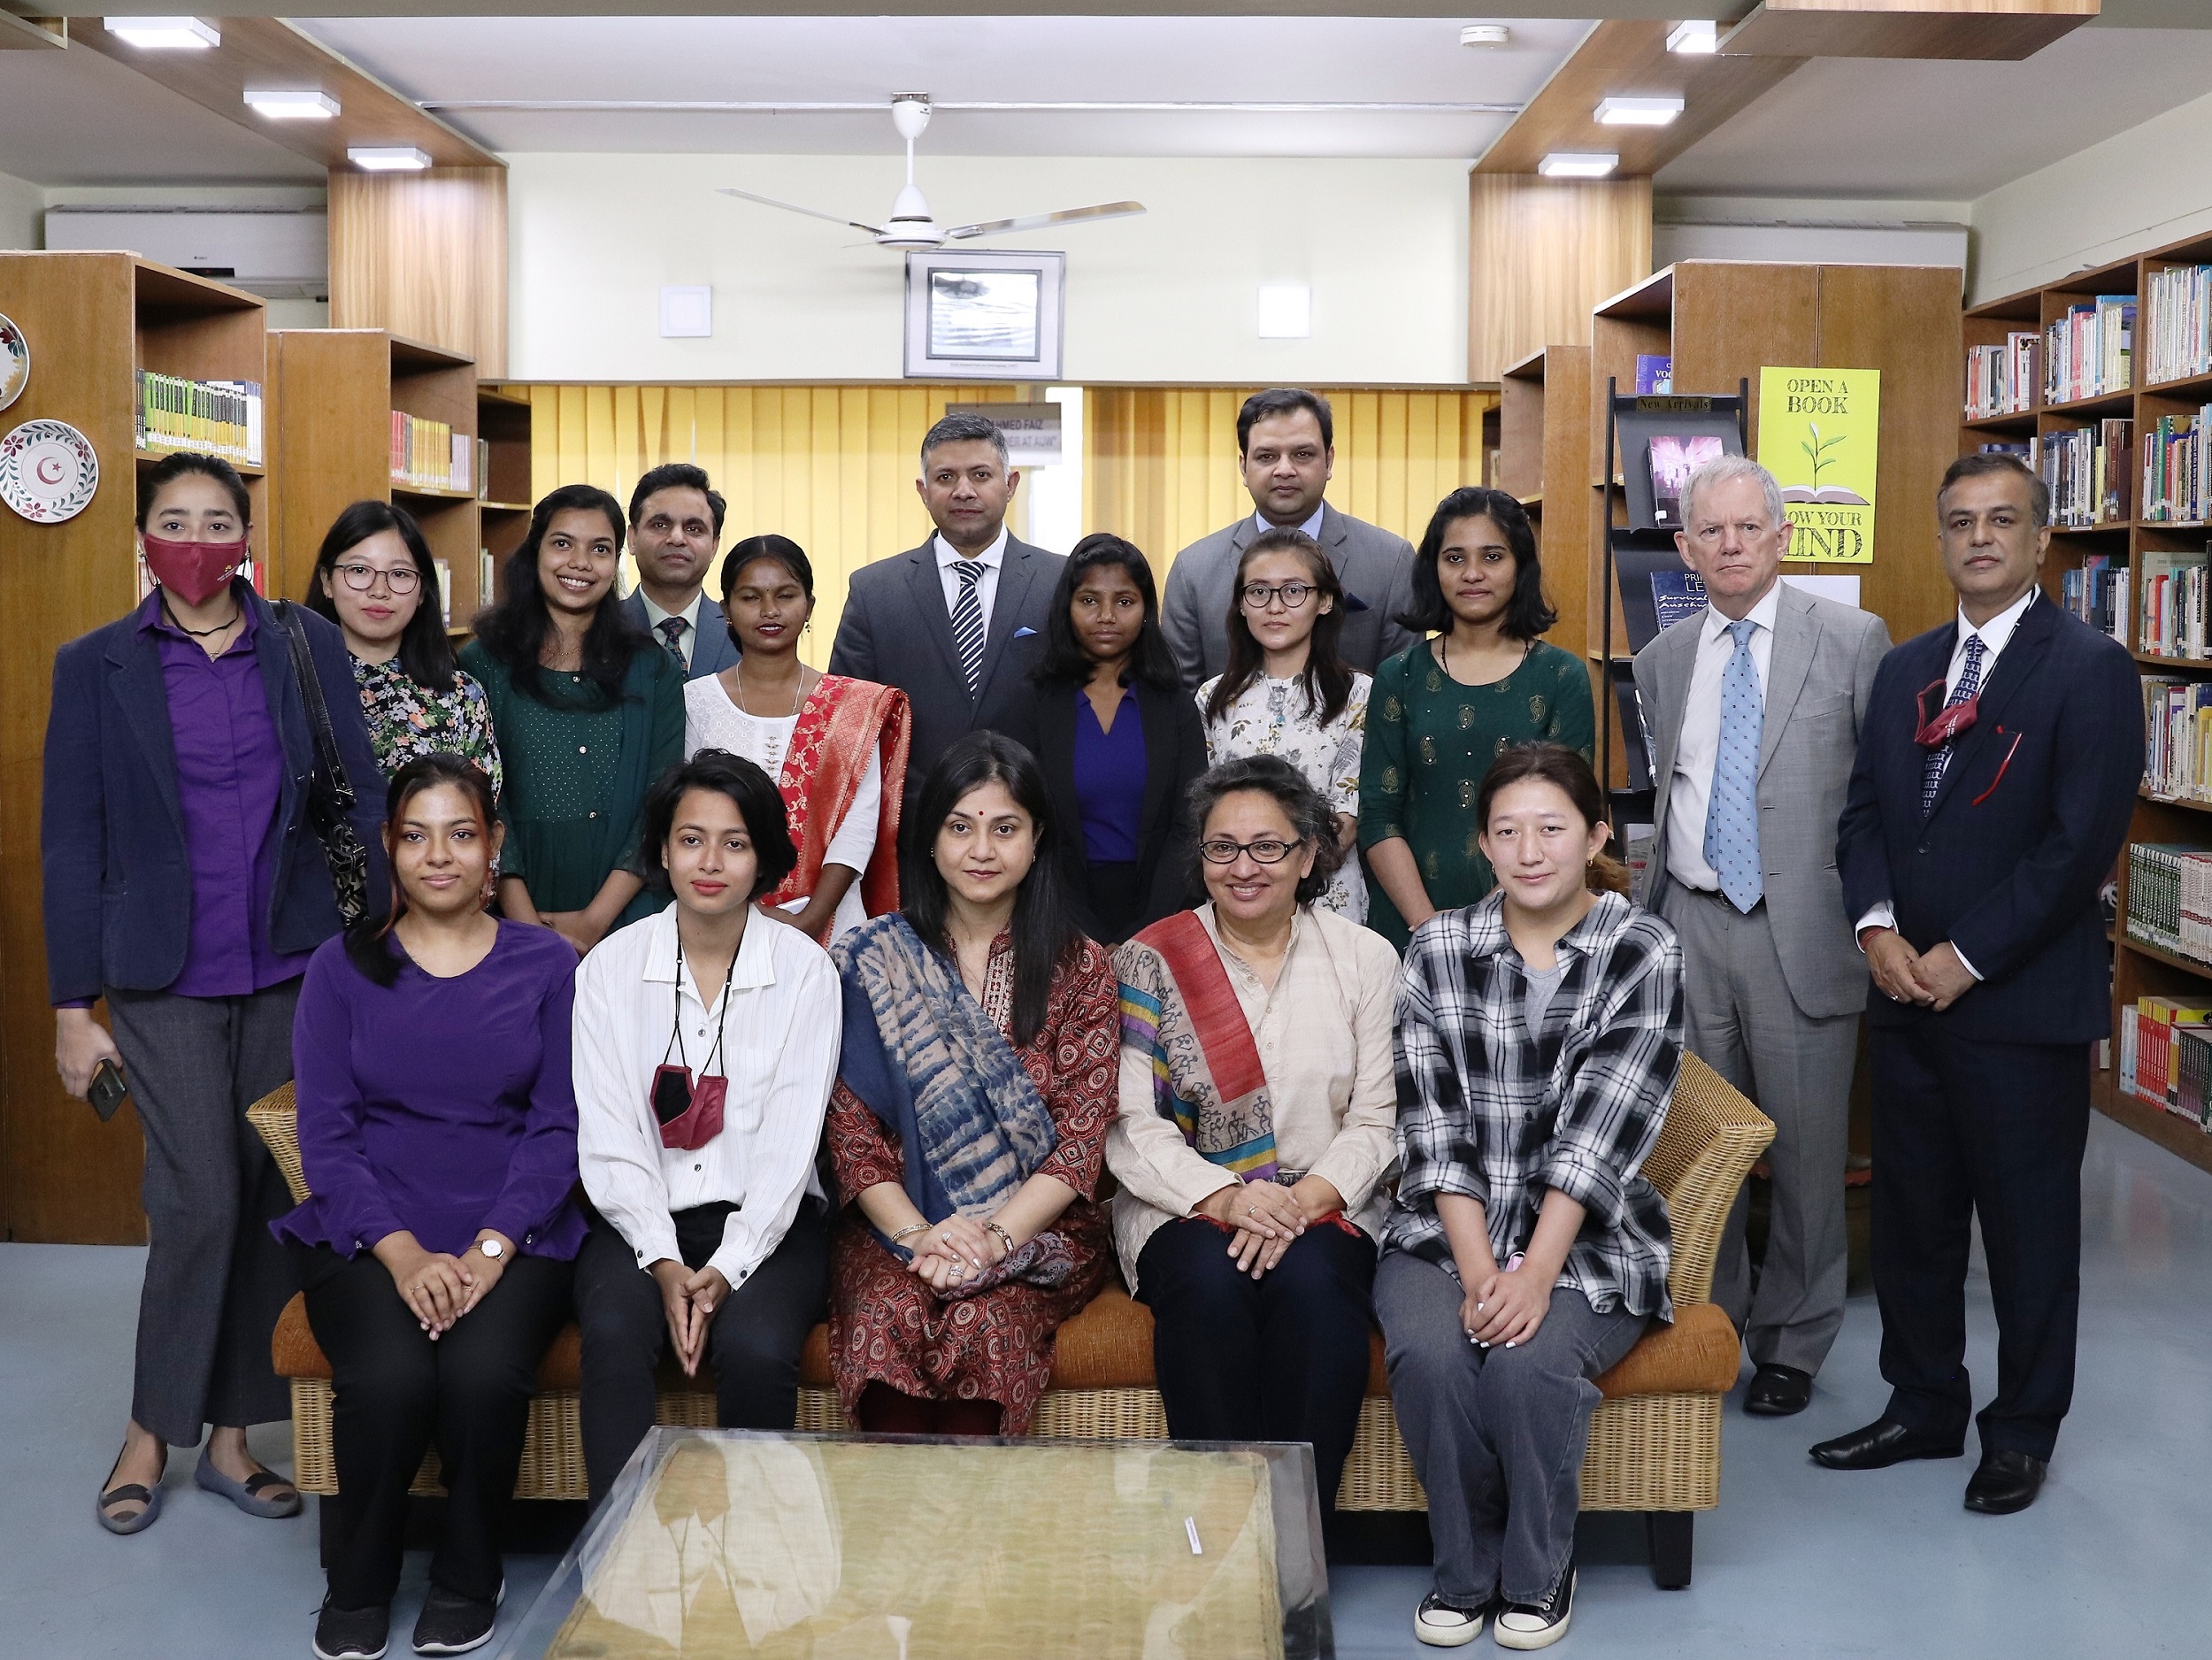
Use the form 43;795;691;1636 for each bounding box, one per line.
950;559;987;697
1702;619;1764;914
657;614;687;665
1922;634;1987;816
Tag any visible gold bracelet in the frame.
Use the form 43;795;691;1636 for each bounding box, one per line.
890;1221;931;1242
986;1221;1016;1257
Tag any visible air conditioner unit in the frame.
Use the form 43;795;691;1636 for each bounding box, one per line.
42;205;329;299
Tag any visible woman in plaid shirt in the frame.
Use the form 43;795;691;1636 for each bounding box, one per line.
1378;743;1683;1651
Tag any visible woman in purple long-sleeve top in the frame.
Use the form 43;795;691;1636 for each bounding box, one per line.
276;753;582;1660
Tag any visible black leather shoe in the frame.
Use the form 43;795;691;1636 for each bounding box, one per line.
1963;1449;2047;1515
1809;1417;1965;1470
1743;1364;1813;1417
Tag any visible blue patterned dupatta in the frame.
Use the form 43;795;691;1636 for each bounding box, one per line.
832;913;1075;1291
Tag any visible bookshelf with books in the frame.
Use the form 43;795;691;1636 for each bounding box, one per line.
476;386;536;619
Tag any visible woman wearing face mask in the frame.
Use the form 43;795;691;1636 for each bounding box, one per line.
572;749;841;1503
1195;526;1371;923
1004;534;1207;945
462;485;686;957
42;451;389;1536
684;535;909;943
305;499;503;794
824;731;1118;1437
279;755;582;1660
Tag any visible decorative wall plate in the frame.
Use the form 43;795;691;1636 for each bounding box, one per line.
0;312;26;412
0;419;99;523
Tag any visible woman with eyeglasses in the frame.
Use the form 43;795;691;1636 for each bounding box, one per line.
1108;756;1400;1526
306;500;503;795
1196;527;1371;923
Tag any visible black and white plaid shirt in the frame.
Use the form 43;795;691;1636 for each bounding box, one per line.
1383;889;1682;1320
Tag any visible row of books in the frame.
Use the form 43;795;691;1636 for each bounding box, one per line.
135;371;264;465
2139;549;2212;658
2145;263;2212;386
2143;676;2212;800
2040;419;2131;526
2140;406;2212;525
2117;997;2212;1132
391;411;472;494
1964;332;2038;419
2124;842;2212;964
2047;295;2133;405
2061;555;2127;641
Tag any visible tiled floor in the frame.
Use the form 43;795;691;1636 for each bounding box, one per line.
4;1111;2207;1657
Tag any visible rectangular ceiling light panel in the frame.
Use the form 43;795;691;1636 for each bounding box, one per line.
1595;96;1686;127
104;17;218;49
1538;152;1620;179
244;88;340;120
1667;20;1719;54
348;147;432;172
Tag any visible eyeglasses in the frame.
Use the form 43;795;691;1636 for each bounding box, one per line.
1240;580;1317;611
1198;836;1302;865
333;561;421;596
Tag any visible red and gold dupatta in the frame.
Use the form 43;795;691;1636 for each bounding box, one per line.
764;674;911;936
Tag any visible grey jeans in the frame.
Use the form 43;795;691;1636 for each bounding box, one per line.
1375;1251;1647;1606
107;980;301;1445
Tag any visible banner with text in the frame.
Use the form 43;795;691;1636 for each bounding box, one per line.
1756;366;1879;565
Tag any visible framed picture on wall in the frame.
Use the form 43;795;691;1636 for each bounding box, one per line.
904;249;1064;380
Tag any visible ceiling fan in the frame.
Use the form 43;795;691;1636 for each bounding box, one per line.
717;94;1145;253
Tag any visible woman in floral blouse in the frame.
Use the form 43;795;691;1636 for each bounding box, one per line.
306;500;503;796
1195;526;1370;922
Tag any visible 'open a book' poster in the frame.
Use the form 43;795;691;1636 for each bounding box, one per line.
1757;366;1880;564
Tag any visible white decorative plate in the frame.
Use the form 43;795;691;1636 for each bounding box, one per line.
0;312;25;411
0;418;99;523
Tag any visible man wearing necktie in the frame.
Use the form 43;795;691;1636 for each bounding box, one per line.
618;463;741;681
1823;453;2139;1514
1633;457;1890;1421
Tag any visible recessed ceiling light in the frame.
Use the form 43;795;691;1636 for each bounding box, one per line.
348;147;432;172
1460;25;1511;48
1538;152;1620;180
1667;19;1720;54
1595;96;1686;127
244;88;340;120
104;17;218;50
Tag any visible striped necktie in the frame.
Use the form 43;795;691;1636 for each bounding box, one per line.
1922;634;1986;815
1702;619;1763;913
950;559;987;697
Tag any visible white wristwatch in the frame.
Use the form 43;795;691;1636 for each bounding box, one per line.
476;1238;505;1261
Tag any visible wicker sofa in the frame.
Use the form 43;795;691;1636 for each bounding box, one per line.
255;1050;1770;1588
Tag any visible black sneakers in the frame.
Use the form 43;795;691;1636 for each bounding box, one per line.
1494;1564;1576;1650
312;1599;389;1660
1412;1590;1493;1648
411;1580;503;1656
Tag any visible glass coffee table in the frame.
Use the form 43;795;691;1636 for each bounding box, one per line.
495;1427;1332;1659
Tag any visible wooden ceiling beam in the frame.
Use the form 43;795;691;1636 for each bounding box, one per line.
0;13;65;49
1720;0;2097;61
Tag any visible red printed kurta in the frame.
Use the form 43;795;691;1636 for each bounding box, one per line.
826;936;1118;1434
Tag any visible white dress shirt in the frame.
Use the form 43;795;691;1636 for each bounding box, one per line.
574;906;841;1287
933;524;1010;643
1855;585;2041;979
640;589;707;670
1666;583;1780;893
1251;503;1327;541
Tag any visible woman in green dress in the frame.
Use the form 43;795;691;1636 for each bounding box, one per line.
461;484;685;957
1358;487;1594;951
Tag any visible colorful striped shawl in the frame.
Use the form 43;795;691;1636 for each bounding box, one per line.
1114;910;1279;1180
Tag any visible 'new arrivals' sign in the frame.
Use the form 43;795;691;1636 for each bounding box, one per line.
1756;366;1880;565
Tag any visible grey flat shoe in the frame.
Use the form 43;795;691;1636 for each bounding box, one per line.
96;1479;162;1535
194;1449;302;1518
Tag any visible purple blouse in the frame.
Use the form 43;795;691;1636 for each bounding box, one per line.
147;595;313;998
1073;684;1147;864
276;919;587;1260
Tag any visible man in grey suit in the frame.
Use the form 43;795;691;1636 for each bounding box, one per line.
1160;388;1419;690
828;411;1064;793
618;461;741;680
1632;455;1890;1418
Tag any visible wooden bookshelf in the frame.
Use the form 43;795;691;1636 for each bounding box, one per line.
1498;344;1594;667
0;252;273;1243
1962;227;2212;1176
476;385;535;622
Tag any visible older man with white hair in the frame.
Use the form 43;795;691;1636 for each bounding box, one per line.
1632;455;1891;1418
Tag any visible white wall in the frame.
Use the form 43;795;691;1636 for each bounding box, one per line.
1970;85;2212;302
507;152;1470;384
0;167;42;251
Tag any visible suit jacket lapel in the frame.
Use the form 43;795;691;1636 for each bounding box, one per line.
904;542;972;700
106;623;185;836
1135;682;1177;847
1925;600;2055;824
973;540;1042;706
1758;587;1816;781
1643;616;1700;881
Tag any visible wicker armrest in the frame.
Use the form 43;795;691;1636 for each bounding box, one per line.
247;1082;309;1205
1645;1053;1775;1307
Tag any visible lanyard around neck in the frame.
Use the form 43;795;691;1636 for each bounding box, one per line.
664;932;736;1078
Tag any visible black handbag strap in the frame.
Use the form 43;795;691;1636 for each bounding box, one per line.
273;600;357;812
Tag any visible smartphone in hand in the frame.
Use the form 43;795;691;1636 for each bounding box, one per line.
87;1057;129;1122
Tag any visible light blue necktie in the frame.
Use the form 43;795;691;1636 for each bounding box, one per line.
1702;619;1763;913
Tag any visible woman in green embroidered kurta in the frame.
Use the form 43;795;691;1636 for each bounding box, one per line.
460;484;685;956
1359;488;1594;951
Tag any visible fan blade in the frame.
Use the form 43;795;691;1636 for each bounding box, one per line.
716;186;885;236
943;201;1146;240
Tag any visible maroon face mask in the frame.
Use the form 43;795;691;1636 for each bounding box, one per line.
142;533;246;606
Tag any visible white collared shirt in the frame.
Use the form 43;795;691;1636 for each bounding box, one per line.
1666;583;1781;893
573;906;841;1287
640;589;706;670
933;525;1010;641
1251;503;1327;542
1854;586;2041;978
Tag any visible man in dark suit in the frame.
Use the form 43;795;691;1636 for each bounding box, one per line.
828;411;1064;791
1819;452;2140;1514
618;461;741;680
1160;388;1418;690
